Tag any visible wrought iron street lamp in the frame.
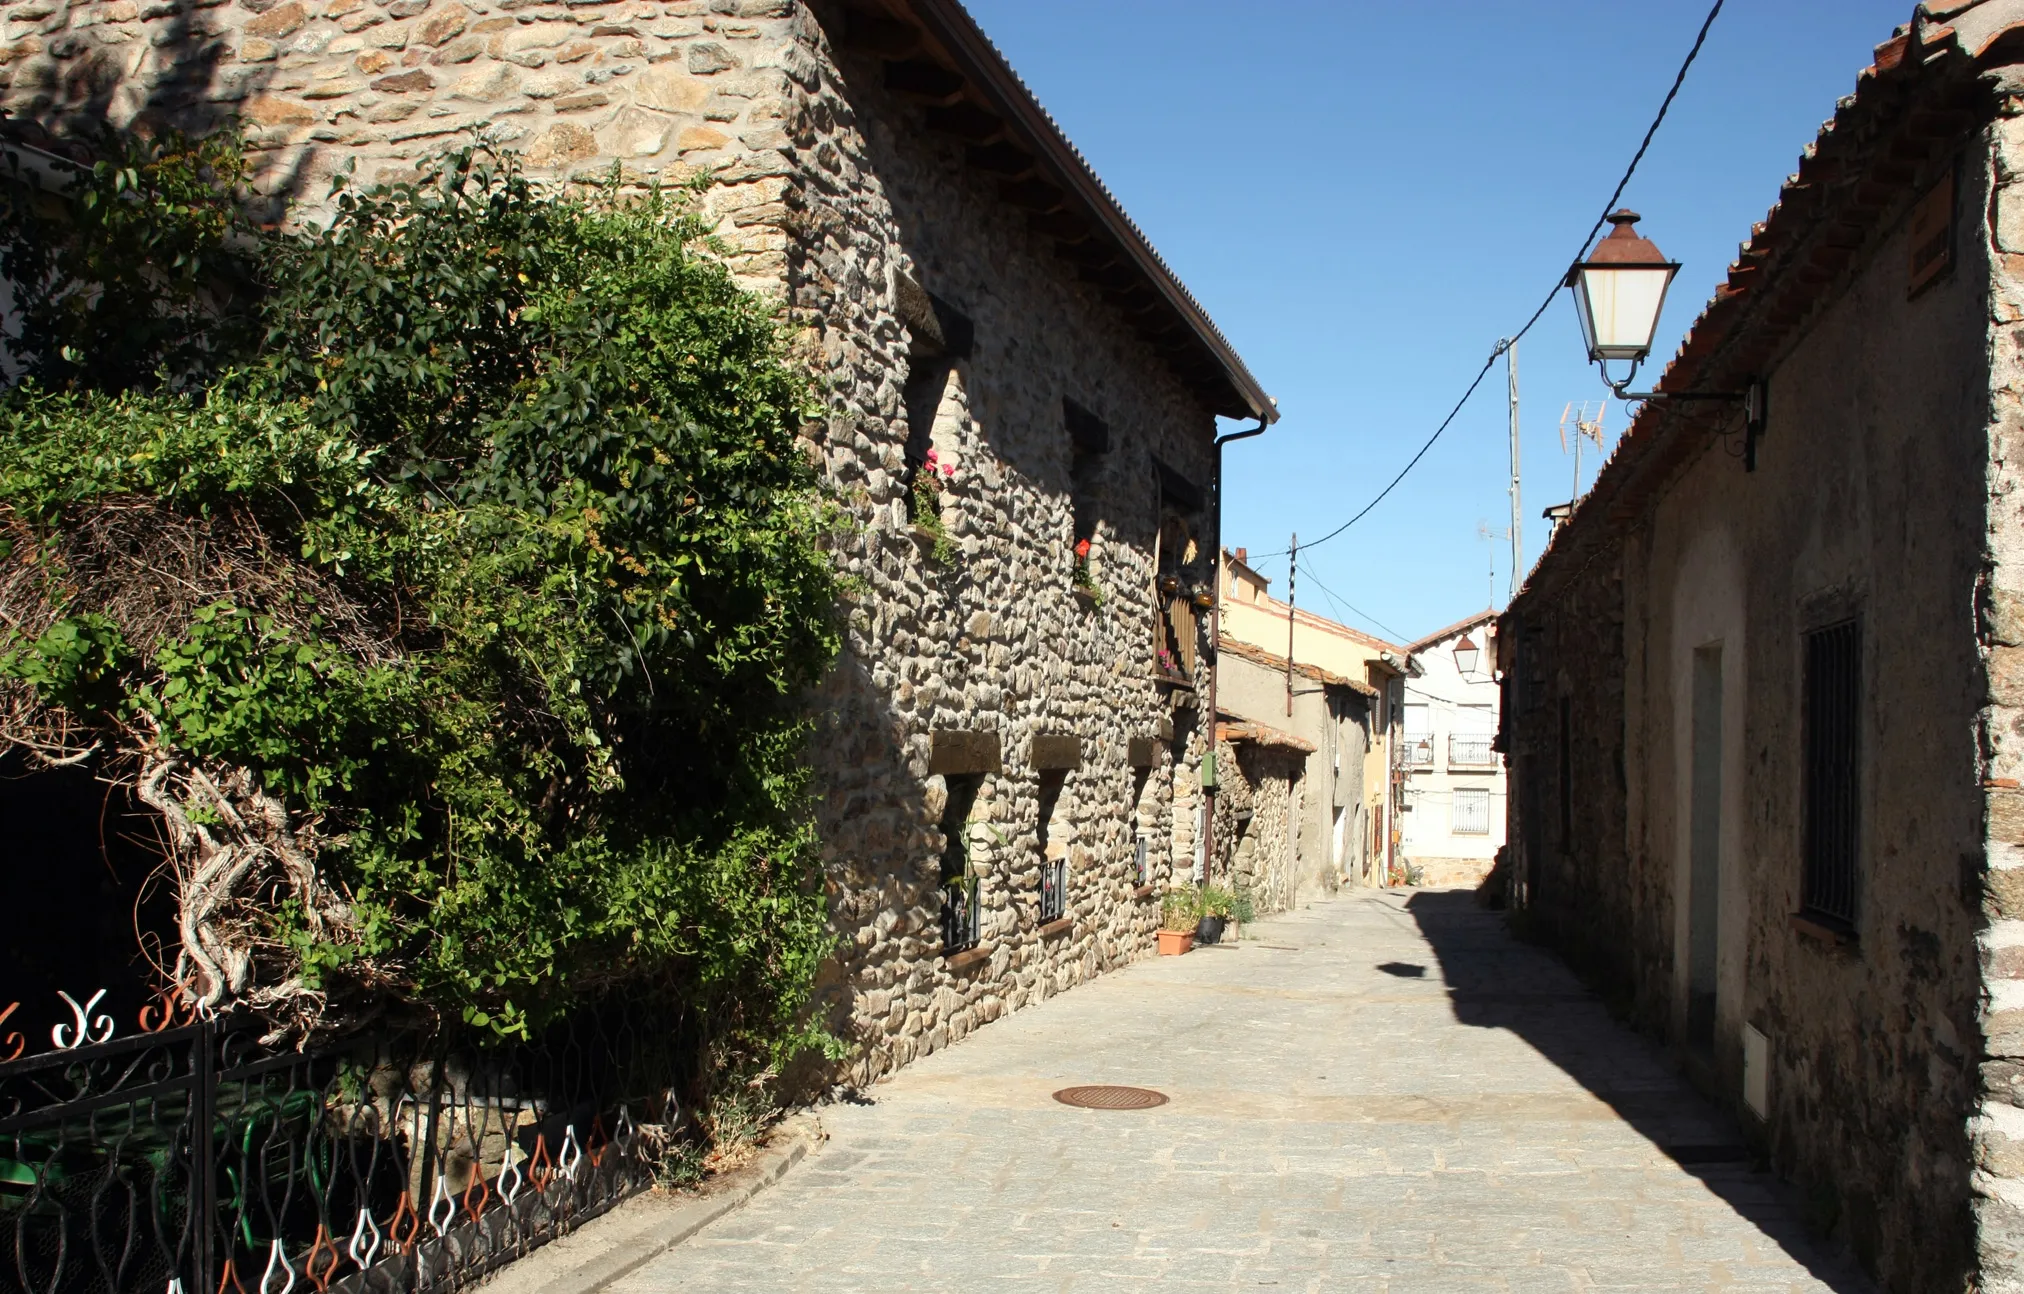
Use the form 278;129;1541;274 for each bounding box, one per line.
1568;208;1767;469
1569;210;1679;384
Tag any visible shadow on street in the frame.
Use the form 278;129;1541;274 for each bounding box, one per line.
1403;888;1875;1293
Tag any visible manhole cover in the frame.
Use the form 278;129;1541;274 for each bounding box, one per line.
1053;1085;1169;1110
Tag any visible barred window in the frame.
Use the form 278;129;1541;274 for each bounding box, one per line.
1801;618;1862;928
1452;788;1490;836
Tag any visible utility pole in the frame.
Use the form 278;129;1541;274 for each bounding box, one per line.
1285;533;1297;716
1503;339;1522;603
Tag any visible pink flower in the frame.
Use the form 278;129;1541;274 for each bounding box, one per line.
940;463;954;478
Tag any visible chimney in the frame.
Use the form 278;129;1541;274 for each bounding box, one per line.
1235;547;1247;562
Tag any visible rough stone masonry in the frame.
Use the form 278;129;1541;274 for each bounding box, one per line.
0;0;1275;1086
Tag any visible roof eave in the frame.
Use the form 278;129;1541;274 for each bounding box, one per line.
887;0;1278;423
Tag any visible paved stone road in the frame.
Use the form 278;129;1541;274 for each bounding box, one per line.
613;890;1870;1292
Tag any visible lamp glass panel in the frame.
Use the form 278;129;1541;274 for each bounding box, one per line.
1454;645;1479;675
1577;264;1674;361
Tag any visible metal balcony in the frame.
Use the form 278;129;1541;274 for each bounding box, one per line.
1448;735;1498;768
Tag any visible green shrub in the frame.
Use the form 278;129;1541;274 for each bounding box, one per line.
0;141;842;1064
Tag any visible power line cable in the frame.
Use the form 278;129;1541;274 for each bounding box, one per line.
1298;562;1410;643
1249;0;1724;564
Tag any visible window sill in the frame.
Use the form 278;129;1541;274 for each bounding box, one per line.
944;944;993;971
1789;912;1857;950
1039;917;1073;939
1132;884;1157;900
1152;672;1195;690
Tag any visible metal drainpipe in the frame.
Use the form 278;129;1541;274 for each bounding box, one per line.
1204;414;1269;882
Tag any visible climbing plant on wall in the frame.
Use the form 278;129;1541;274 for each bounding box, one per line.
0;137;842;1064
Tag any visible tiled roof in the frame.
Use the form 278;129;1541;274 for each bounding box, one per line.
1403;609;1498;656
1218;635;1379;698
1214;718;1317;754
1510;0;2024;609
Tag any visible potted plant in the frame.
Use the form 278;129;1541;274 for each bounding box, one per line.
1196;885;1257;944
908;449;958;565
1072;537;1101;605
1158;885;1201;955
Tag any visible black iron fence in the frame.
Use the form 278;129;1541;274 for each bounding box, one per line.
1;995;675;1293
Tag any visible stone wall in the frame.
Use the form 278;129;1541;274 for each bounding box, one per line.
1977;105;2024;1294
1214;637;1368;900
1503;96;1995;1294
0;0;813;282
787;9;1220;1084
1208;735;1301;918
0;0;1234;1088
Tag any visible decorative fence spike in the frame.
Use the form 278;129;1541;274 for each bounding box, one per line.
51;987;115;1049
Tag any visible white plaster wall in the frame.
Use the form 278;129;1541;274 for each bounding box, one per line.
1402;623;1505;885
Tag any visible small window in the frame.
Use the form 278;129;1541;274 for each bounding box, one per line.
1801;618;1862;927
1453;788;1490;836
1037;770;1067;923
1040;857;1066;924
1154;514;1200;679
939;775;983;954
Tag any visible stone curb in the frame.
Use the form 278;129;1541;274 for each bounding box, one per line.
478;1123;816;1294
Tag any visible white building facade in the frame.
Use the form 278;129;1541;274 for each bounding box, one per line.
1398;611;1506;888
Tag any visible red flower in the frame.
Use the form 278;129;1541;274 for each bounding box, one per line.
1074;538;1091;559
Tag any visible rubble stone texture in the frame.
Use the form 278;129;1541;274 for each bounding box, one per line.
0;0;1231;1087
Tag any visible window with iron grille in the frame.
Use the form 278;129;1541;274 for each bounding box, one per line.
1134;832;1151;887
939;774;982;954
1801;617;1862;928
1452;787;1490;836
1040;857;1067;923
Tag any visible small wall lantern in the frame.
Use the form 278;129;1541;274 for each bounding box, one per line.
1453;635;1479;677
1567;209;1767;470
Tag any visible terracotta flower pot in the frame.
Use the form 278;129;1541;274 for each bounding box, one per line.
1157;928;1195;956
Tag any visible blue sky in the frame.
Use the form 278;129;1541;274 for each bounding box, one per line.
964;0;1912;645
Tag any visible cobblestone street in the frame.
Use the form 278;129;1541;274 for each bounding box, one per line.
612;891;1869;1292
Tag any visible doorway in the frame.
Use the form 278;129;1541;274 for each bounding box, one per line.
1686;642;1724;1054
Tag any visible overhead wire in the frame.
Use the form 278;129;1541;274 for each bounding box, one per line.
1250;0;1726;566
1298;563;1410;644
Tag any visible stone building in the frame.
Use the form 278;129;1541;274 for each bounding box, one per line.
1498;4;2024;1288
1397;610;1503;889
0;0;1275;1085
1211;635;1376;912
1218;546;1406;886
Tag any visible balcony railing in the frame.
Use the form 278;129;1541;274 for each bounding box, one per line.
1448;735;1498;768
1399;737;1434;768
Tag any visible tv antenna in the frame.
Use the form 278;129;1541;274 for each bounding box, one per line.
1559;401;1608;503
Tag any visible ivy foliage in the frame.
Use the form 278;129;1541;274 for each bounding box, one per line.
0;141;842;1055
